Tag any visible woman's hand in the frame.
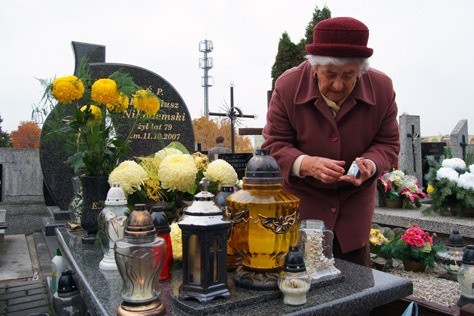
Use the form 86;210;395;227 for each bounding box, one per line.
338;157;375;186
301;156;346;184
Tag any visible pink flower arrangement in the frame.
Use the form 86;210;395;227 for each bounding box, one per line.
401;224;433;249
387;223;442;267
378;169;426;208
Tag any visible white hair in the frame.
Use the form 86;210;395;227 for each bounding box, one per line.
306;55;370;75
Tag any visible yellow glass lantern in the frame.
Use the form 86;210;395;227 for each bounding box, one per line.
227;149;300;290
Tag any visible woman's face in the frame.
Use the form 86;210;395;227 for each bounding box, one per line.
314;62;360;103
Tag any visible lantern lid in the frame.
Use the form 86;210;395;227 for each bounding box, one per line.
244;149;282;185
58;270;79;295
462;245;474;265
447;230;465;248
151;206;170;233
125;204;156;237
183;178;222;216
284;247;306;273
105;182;127;206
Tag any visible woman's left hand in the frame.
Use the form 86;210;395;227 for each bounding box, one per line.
338;158;375;186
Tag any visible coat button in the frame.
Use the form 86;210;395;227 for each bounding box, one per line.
330;207;337;213
329;134;338;142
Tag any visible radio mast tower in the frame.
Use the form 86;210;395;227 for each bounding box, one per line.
199;39;213;118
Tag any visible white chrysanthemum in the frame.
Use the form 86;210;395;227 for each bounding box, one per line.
154;147;183;161
442;158;466;170
170;222;182;261
158;154;197;191
436;167;460;182
469;164;474;173
204;159;238;186
108;160;148;194
457;172;474;190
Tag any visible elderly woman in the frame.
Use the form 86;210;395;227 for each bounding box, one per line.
262;17;400;266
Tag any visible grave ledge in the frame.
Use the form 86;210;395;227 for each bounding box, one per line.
373;205;474;240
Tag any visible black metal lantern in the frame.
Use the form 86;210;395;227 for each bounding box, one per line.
178;178;231;302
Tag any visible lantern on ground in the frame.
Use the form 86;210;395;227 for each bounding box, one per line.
178;178;231;302
457;245;474;307
98;182;129;270
115;204;166;315
436;230;465;275
53;270;87;316
278;247;311;305
227;149;300;290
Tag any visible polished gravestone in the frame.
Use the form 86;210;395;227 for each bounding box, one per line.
55;227;413;316
39;41;195;211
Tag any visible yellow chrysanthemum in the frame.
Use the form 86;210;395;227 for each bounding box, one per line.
204;159;238;186
427;184;435;195
108;160;148;195
192;152;209;171
170;222;182;261
80;105;103;124
158;154;197;192
132;89;160;116
106;94;129;113
51;75;85;103
91;78;119;105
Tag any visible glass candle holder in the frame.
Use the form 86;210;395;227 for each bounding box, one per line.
115;204;166;315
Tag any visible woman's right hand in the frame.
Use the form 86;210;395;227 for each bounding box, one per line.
300;156;346;184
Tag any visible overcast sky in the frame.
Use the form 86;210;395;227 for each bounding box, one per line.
1;0;473;138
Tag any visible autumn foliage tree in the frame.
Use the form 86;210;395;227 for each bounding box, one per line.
10;121;41;149
192;116;253;153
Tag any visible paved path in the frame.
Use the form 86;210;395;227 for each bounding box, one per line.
0;232;53;315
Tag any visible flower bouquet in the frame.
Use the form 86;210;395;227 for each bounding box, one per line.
108;141;239;221
386;224;443;269
424;154;474;217
378;169;426;208
42;58;161;177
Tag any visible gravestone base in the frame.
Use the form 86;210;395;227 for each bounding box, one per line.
42;206;73;236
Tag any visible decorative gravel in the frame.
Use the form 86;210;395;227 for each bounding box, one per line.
388;261;461;308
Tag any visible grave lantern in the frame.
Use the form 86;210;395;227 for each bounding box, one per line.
226;149;300;290
436;230;465;275
98;182;128;270
178;178;231;302
115;204;166;315
457;245;474;307
278;247;311;306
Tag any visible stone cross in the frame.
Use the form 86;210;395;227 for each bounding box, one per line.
449;119;468;160
398;114;422;184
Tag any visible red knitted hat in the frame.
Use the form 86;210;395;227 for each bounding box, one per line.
305;17;373;58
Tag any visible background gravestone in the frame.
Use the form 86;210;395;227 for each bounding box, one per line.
398;114;422;184
421;142;446;189
449;119;468;160
218;153;253;179
39;42;195;210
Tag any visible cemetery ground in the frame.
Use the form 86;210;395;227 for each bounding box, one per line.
0;202;471;316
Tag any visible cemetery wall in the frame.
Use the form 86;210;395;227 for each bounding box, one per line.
0;148;44;204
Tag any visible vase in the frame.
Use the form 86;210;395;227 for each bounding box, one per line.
384;198;402;208
80;175;110;244
403;260;426;272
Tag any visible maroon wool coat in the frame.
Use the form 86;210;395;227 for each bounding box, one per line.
262;61;400;253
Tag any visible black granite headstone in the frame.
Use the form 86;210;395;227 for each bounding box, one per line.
39;42;195;210
421;142;447;188
218;153;253;179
